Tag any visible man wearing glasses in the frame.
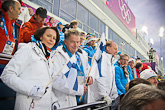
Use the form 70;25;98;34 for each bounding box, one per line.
115;54;134;95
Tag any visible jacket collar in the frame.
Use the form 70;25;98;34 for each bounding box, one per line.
1;9;16;23
31;42;48;62
29;15;43;27
106;53;116;64
56;45;73;61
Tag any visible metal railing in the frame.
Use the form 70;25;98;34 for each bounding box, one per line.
58;101;109;110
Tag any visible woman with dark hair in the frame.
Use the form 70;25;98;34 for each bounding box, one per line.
1;27;60;110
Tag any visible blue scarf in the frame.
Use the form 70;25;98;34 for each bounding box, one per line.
63;44;85;76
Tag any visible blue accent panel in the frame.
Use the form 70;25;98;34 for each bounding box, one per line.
73;77;78;91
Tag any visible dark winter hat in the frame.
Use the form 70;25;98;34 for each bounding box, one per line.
36;7;47;18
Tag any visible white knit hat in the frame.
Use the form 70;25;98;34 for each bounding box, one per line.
128;58;135;63
140;69;157;80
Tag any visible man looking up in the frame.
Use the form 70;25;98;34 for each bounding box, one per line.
20;7;47;43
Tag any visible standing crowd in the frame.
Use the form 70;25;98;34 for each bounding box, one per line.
0;0;165;110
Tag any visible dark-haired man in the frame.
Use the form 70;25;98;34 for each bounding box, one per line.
20;7;48;43
0;0;22;71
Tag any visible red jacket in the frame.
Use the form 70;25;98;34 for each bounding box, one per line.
135;68;140;78
141;63;149;72
46;22;52;27
20;15;43;43
0;10;22;65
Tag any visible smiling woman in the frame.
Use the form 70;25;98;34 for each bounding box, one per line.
1;26;60;110
34;27;60;49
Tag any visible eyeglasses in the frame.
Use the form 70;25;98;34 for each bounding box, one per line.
122;59;129;61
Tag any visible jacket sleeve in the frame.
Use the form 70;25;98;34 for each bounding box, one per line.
51;53;84;96
127;65;134;81
95;77;108;97
95;53;108;97
115;66;126;95
0;46;34;96
111;79;118;99
20;22;37;43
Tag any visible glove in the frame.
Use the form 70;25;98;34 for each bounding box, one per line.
103;96;112;106
51;101;60;110
30;86;48;100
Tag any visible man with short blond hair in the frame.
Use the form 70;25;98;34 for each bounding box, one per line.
52;29;93;108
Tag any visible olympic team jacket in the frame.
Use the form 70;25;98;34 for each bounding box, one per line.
114;62;134;95
1;42;57;110
88;53;118;103
51;45;90;108
0;10;22;65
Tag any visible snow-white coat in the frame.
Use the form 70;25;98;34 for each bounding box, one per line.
88;53;118;103
51;46;90;109
1;42;57;110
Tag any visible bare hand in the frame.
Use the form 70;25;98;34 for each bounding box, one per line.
87;76;93;85
83;86;88;94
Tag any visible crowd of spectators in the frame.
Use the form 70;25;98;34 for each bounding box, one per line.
0;0;165;110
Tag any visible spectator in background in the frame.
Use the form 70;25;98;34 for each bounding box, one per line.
119;84;165;110
46;17;55;27
18;0;30;24
141;63;149;72
140;69;158;86
83;34;97;66
57;22;65;46
1;27;60;110
128;78;151;90
135;62;143;78
20;7;47;43
70;20;79;29
28;8;34;17
62;20;79;33
79;32;85;49
128;58;137;79
0;0;22;73
115;54;134;95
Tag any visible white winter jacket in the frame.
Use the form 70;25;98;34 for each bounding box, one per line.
1;42;57;110
88;53;118;103
51;46;90;108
